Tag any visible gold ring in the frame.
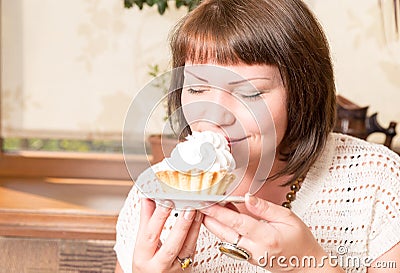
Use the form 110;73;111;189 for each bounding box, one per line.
177;256;193;270
218;234;251;261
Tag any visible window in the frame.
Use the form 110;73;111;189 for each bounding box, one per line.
0;0;186;180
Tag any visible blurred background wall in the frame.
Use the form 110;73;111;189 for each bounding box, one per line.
1;0;186;153
1;0;400;151
305;0;400;148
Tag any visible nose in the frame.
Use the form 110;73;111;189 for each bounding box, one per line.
182;88;237;130
207;102;235;126
205;90;236;126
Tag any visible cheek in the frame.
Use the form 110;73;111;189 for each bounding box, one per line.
180;92;203;129
180;92;190;119
270;104;287;144
246;97;287;144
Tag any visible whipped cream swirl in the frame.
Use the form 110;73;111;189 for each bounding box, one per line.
160;131;236;173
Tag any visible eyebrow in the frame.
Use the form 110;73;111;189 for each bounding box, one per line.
184;70;271;85
185;70;208;83
229;77;272;85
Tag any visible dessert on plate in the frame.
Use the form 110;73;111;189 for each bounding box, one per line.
152;131;236;195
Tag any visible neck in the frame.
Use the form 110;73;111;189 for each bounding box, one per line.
229;159;292;214
255;175;293;204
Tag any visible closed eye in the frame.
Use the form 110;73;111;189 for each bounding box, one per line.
241;92;261;98
184;85;211;94
187;88;206;94
236;91;264;101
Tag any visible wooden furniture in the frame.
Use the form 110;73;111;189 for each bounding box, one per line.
0;177;132;239
0;237;117;273
334;95;397;149
0;176;133;273
148;134;179;164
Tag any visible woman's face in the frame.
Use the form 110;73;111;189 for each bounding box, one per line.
180;63;288;178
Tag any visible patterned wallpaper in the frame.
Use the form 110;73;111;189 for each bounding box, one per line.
1;0;185;140
305;0;400;148
2;0;400;149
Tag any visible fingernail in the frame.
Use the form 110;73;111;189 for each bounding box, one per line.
245;193;258;207
200;208;210;216
159;200;174;211
195;211;203;222
199;202;210;214
184;208;195;221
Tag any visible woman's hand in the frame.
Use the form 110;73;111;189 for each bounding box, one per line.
201;193;343;273
132;198;203;273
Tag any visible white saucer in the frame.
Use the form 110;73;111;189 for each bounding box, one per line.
144;193;245;209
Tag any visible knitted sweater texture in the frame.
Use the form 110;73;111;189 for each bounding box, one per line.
114;133;400;272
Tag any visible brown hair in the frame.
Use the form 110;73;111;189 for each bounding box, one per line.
168;0;336;184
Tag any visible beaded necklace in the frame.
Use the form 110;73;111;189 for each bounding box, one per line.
281;176;304;209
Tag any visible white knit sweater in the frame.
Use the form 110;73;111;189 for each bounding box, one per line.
114;133;400;272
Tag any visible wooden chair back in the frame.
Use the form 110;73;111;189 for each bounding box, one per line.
334;95;397;149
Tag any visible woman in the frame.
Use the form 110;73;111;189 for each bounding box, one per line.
114;0;400;272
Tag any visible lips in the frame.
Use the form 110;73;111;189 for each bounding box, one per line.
225;136;249;144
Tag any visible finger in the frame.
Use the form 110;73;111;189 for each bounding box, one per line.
178;211;204;258
202;203;282;246
138;198;156;233
245;193;294;224
155;208;197;266
200;203;260;237
203;214;237;243
202;215;261;264
136;200;174;260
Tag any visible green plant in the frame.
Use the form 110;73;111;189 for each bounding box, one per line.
148;64;169;120
124;0;201;15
